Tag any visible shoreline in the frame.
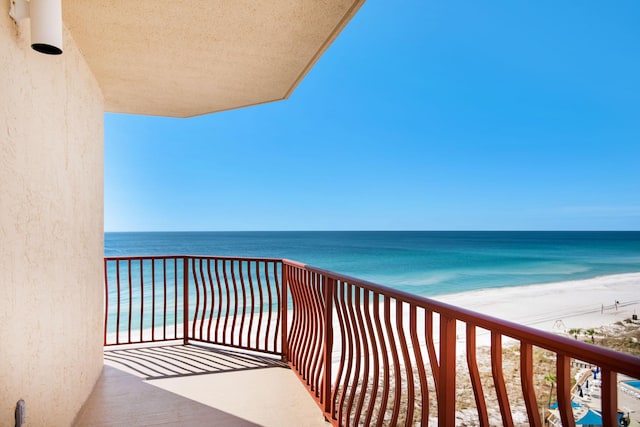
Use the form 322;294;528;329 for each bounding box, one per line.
432;271;640;335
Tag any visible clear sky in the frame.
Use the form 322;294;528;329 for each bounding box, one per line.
105;0;640;232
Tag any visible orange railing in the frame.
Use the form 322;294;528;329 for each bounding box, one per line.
104;256;640;427
104;256;282;354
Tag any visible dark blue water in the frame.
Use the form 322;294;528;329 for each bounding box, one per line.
105;231;640;296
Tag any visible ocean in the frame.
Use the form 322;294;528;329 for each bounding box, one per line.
104;231;640;297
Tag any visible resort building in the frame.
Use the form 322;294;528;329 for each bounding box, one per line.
1;1;364;424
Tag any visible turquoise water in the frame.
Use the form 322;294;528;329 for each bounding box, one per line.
105;231;640;297
627;380;640;390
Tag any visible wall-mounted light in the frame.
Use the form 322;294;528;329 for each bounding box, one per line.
9;0;63;55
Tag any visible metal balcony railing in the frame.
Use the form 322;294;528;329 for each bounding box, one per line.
104;256;640;427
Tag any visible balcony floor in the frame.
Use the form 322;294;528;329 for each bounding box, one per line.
74;343;329;427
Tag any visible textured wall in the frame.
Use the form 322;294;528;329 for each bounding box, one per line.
0;6;104;427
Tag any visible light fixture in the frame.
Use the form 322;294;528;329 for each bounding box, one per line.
9;0;63;55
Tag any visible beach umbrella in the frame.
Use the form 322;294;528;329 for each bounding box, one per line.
576;409;602;426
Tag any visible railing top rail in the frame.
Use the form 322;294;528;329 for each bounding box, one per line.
105;255;284;262
282;259;640;378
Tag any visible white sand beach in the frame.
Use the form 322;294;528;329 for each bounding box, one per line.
425;273;640;425
433;272;640;336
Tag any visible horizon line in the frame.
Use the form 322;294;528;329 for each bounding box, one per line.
104;229;640;233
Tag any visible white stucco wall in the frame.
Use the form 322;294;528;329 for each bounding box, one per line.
0;6;104;427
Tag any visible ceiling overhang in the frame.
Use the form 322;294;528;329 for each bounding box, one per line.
63;0;366;117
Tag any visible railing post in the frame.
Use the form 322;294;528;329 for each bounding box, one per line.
601;368;618;427
322;276;336;416
183;257;189;345
104;258;109;347
281;262;289;362
520;342;542;427
438;314;456;427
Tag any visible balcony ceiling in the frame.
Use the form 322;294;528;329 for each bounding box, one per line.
63;0;365;117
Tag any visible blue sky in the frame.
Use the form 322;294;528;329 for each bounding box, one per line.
105;0;640;231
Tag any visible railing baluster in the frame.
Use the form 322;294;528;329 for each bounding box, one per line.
238;260;247;348
409;305;428;425
280;262;288;361
425;310;440;397
128;260;132;343
466;324;489;426
297;269;311;381
491;332;513;427
151;259;156;341
333;281;349;424
247;261;255;348
103;258;109;346
163;258;167;340
288;267;303;369
520;342;542;427
193;259;204;340
198;259;207;340
193;259;207;340
264;261;273;351
353;287;370;425
183;257;189;344
115;260;121;344
206;259;215;341
190;258;198;339
363;291;380;427
295;267;306;369
256;261;264;351
322;276;335;416
300;270;314;383
310;272;325;394
556;354;576;427
222;259;231;345
372;292;389;427
385;297;402;427
273;261;281;354
345;284;362;425
214;259;222;342
308;271;321;388
338;282;356;425
230;260;238;347
396;300;414;426
140;259;144;342
174;258;177;340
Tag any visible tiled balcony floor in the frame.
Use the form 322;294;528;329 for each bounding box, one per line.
73;344;329;427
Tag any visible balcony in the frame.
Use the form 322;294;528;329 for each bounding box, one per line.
75;256;640;426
